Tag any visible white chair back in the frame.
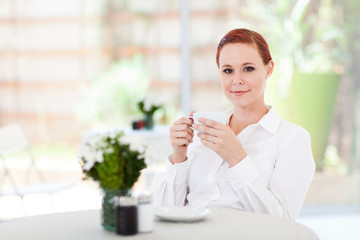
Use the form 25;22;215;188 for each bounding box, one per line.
0;123;74;213
0;123;30;155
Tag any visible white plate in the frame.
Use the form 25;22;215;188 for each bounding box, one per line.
154;207;211;222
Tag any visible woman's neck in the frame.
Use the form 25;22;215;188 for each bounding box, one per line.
229;103;268;135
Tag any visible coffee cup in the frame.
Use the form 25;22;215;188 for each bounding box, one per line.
191;111;226;129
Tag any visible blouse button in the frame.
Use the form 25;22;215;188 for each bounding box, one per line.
213;187;220;198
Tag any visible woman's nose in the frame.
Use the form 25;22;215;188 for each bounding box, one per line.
233;75;244;85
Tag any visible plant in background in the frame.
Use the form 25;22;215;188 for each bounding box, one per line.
76;54;149;127
137;94;162;130
137;94;162;116
79;130;151;189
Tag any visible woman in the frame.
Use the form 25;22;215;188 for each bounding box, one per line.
152;28;315;220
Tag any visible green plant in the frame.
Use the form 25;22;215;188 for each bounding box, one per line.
137;95;162;115
76;54;149;127
79;130;149;189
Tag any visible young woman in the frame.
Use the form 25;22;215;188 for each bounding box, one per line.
152;28;315;220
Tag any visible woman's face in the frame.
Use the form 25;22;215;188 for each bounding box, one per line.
218;43;273;110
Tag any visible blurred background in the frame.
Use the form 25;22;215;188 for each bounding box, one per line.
0;0;359;239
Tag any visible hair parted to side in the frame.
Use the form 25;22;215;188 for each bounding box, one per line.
216;28;272;67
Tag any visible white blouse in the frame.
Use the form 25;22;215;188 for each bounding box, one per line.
152;106;316;220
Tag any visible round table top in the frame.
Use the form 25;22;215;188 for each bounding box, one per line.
0;208;317;240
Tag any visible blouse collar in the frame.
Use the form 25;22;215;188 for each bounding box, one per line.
225;105;281;135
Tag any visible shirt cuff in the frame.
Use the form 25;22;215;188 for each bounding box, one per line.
165;155;188;185
227;155;260;189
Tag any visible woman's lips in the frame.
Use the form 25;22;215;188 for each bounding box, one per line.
231;90;250;96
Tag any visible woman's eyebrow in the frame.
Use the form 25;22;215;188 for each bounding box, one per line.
242;62;255;66
221;64;232;68
221;62;255;68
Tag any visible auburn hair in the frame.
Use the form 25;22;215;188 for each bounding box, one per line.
216;28;272;67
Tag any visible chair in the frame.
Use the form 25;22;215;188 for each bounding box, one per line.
0;123;74;214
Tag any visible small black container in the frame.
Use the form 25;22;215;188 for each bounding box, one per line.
114;196;138;236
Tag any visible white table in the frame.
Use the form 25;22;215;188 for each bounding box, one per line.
0;208;318;240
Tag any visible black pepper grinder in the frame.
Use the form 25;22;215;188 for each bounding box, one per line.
114;196;138;236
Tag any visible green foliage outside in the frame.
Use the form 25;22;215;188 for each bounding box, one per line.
234;0;347;99
76;55;150;127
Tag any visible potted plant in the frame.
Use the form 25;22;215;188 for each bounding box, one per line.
79;130;152;231
137;95;162;130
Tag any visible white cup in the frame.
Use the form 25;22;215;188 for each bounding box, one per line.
191;111;226;128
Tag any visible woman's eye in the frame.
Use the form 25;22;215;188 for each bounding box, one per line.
244;66;255;72
223;69;233;74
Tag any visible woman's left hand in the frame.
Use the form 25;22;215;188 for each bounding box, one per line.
192;118;247;168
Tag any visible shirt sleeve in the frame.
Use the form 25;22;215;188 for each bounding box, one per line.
151;156;189;207
227;127;316;220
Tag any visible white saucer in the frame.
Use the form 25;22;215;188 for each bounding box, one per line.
154;207;211;222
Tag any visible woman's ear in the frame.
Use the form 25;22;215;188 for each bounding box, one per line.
266;60;274;78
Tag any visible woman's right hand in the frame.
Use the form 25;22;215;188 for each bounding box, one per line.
169;117;194;164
